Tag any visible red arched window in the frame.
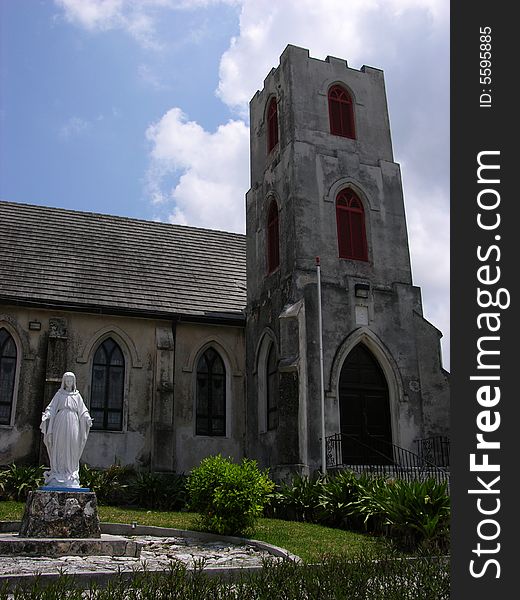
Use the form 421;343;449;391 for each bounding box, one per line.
336;189;368;261
267;97;279;153
267;200;280;273
328;85;355;139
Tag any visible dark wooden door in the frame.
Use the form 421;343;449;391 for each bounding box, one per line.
339;345;392;464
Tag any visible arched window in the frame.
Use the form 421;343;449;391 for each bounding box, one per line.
267;97;279;153
336;189;368;261
328;85;355;139
266;342;278;430
196;348;226;436
267;200;280;273
0;328;17;425
91;337;125;431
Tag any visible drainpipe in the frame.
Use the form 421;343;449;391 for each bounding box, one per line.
316;257;327;476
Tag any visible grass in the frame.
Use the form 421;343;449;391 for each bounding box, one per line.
0;554;450;599
252;518;389;562
1;500;388;563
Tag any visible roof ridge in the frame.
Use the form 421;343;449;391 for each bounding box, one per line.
0;200;246;239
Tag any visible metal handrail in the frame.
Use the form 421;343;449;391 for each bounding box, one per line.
415;435;450;467
325;432;450;484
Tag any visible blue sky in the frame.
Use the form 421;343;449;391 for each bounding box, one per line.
0;0;450;366
1;0;239;219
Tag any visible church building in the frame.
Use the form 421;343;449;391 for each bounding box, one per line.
0;46;449;479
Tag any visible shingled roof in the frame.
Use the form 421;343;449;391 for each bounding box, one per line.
0;201;246;322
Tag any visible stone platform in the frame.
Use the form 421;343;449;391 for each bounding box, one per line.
0;534;141;557
0;523;299;589
20;490;101;538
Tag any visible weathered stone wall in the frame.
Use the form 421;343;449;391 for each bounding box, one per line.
172;322;246;474
1;305;158;468
0;307;247;473
0;309;47;466
413;312;450;439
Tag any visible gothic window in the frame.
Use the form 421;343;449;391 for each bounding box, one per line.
196;348;226;436
90;337;125;431
267;200;280;273
266;342;278;430
0;328;17;425
336;189;368;261
328;85;355;139
339;344;392;465
267;97;279;153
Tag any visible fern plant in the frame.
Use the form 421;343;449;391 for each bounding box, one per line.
0;464;44;501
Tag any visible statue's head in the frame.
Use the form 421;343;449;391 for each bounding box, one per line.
62;372;77;392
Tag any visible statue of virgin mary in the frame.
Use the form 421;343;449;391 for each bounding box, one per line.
40;372;93;488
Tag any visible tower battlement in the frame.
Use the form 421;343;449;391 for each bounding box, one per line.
253;45;385;101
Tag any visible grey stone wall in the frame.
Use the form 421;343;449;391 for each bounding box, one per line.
0;307;247;473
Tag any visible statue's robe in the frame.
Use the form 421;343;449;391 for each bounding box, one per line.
40;373;92;488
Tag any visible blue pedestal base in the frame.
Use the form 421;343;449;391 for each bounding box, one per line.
39;486;90;492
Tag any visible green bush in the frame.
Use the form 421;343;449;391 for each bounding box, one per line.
127;472;187;511
0;464;44;501
187;454;274;536
0;462;190;511
266;470;450;551
78;464;188;510
267;474;324;522
79;463;135;505
316;470;365;528
352;477;451;550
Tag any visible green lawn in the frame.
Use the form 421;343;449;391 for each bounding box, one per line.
1;501;388;563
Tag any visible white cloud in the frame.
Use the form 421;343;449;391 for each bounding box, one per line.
55;0;125;31
145;108;249;232
59;116;91;139
54;0;240;49
54;0;168;49
405;180;450;365
137;64;170;90
217;0;448;113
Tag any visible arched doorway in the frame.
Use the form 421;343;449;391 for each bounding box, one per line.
339;344;392;464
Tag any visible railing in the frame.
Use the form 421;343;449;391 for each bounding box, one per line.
415;435;450;467
325;432;450;485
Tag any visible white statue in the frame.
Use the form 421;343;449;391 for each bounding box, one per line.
40;372;93;488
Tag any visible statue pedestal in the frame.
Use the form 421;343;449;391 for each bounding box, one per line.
19;490;101;538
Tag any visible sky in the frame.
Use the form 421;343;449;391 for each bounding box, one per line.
0;0;450;368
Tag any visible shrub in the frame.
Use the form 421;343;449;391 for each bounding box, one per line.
79;463;135;505
266;470;450;551
316;470;363;528
0;464;44;501
351;476;450;550
127;472;187;511
267;475;324;522
187;454;274;536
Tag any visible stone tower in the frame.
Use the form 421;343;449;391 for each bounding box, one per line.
245;45;449;478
